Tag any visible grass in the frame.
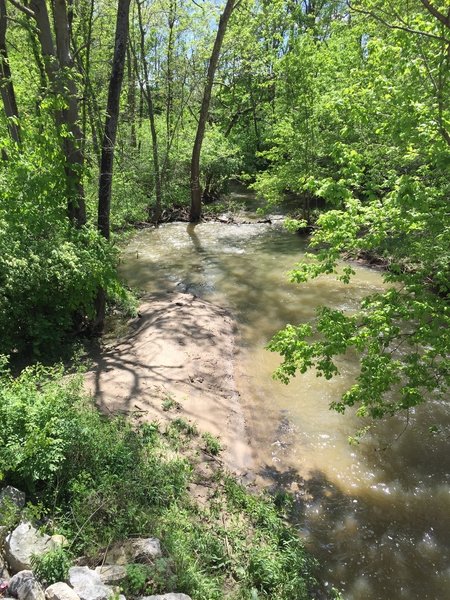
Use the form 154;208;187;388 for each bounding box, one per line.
0;360;326;599
202;432;223;456
162;395;182;412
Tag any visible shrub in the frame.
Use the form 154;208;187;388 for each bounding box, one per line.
0;138;126;357
31;547;71;586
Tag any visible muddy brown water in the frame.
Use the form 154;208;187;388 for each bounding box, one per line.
119;213;450;600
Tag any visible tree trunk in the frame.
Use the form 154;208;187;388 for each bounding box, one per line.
77;0;96;156
166;0;176;153
126;44;137;148
0;0;21;147
94;0;131;334
20;0;87;226
52;0;86;226
97;0;131;240
136;0;162;224
189;0;236;222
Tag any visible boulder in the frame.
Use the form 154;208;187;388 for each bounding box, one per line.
68;567;113;600
8;570;45;600
140;595;191;600
94;566;126;585
104;538;162;566
45;582;80;600
5;523;57;574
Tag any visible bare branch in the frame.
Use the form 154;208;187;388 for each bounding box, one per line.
190;0;204;10
7;0;34;18
347;1;450;43
6;14;38;33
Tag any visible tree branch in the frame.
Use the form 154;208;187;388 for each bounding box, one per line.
7;0;34;18
347;1;450;43
418;0;450;30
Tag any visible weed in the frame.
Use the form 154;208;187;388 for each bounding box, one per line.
168;418;198;438
140;421;160;444
162;396;181;412
202;432;222;456
31;547;71;585
0;496;21;531
124;563;152;596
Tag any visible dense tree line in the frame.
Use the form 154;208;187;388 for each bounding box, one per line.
0;0;448;420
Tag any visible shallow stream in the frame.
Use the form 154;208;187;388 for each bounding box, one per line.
119;198;450;600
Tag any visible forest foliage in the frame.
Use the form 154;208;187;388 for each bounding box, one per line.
0;2;448;598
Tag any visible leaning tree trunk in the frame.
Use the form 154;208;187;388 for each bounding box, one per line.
0;0;21;147
94;0;131;333
189;0;236;222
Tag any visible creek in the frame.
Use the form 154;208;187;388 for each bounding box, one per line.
119;192;450;600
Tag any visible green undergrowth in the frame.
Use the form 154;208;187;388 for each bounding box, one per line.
0;359;325;599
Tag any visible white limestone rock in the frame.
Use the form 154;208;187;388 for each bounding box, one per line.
45;582;80;600
104;538;162;566
94;566;127;585
5;523;57;574
131;539;162;563
68;567;113;600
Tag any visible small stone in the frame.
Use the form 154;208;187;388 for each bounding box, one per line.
94;566;126;585
68;567;113;600
131;539;162;563
50;535;68;548
104;538;162;566
5;523;57;574
102;545;127;567
45;583;80;600
8;571;45;600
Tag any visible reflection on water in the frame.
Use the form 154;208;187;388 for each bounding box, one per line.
120;220;450;600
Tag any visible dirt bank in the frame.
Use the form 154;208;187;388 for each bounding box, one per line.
84;291;253;476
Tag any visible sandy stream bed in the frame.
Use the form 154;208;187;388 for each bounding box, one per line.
84;291;254;478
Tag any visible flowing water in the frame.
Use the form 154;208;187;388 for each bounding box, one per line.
119;199;450;600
